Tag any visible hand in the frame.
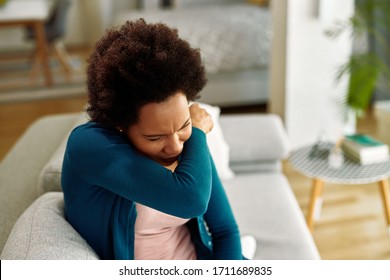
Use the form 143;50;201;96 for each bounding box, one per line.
189;103;213;134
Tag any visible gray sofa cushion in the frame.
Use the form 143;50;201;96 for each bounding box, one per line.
220;114;290;167
0;192;99;260
37;114;90;195
223;173;320;260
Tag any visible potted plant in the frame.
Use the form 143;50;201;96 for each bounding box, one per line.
326;0;390;120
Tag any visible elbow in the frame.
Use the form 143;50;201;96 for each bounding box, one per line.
193;197;209;217
174;171;212;218
180;189;210;219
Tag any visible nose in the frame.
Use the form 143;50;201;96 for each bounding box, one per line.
164;134;183;156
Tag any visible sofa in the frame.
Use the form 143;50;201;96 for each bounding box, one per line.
0;111;320;260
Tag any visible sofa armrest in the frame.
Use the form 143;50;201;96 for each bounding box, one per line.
219;114;290;167
0;113;82;254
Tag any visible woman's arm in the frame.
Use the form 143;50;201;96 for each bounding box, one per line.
63;123;212;219
204;156;242;260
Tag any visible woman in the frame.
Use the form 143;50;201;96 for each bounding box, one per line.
61;19;243;260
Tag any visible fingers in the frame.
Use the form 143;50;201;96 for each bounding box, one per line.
189;103;214;134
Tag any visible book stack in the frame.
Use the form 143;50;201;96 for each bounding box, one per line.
341;134;389;165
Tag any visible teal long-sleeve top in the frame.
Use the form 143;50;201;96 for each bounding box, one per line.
61;122;242;260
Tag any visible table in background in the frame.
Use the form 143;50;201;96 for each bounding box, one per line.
0;0;52;86
289;142;390;235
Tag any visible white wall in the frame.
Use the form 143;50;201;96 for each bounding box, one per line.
269;0;354;149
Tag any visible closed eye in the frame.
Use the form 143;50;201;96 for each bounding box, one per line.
143;116;191;141
146;136;162;142
180;119;191;130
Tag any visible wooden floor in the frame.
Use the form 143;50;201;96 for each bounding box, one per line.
284;111;390;260
1;50;390;259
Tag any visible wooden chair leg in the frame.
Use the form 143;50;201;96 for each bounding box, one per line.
53;40;73;81
306;178;324;233
33;21;53;87
378;179;390;236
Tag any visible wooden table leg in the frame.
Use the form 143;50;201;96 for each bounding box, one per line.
378;179;390;236
306;178;324;233
33;21;53;87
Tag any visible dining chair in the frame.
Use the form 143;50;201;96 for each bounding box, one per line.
27;0;73;82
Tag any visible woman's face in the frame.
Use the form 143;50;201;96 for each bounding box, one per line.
125;92;192;167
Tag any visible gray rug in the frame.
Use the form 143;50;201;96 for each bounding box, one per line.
0;56;87;104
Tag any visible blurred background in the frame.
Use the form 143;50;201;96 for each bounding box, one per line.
1;0;390;259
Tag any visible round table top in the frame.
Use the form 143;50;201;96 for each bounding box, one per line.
289;142;390;184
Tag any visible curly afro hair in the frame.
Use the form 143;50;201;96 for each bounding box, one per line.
86;19;207;128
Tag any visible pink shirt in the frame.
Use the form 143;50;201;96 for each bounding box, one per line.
134;203;197;260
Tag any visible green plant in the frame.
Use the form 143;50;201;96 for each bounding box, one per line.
326;0;390;117
0;0;9;7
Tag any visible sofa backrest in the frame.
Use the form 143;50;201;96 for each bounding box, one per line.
220;114;290;173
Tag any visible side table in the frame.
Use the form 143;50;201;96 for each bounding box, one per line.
289;142;390;235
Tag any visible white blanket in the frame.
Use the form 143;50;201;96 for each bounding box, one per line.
113;4;272;74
